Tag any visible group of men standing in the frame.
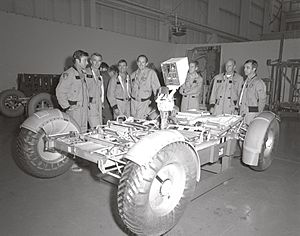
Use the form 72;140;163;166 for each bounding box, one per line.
176;58;266;125
56;51;161;133
56;50;267;134
209;58;266;124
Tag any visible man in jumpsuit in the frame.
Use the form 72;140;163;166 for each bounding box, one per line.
86;53;104;127
56;50;89;132
179;60;203;112
130;55;161;119
209;59;244;115
239;59;266;124
107;59;131;118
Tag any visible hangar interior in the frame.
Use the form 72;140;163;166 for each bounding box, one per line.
0;0;299;236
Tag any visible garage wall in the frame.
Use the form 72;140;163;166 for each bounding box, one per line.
0;0;274;44
1;10;300;94
174;38;300;79
0;11;174;89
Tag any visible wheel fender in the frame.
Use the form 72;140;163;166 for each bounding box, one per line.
242;111;278;166
125;129;201;181
21;108;79;134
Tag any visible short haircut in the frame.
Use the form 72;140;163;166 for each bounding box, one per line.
244;59;258;70
137;54;148;63
189;60;199;67
108;64;119;74
100;62;109;70
72;50;89;63
227;58;236;65
90;52;102;59
118;59;127;66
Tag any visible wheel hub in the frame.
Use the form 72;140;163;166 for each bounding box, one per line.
36;100;52;112
5;96;20;109
149;163;186;215
37;135;65;163
160;179;172;197
263;130;275;157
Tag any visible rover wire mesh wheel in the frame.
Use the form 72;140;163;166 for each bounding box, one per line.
27;92;54;117
0;89;25;117
15;112;80;178
250;118;280;171
117;142;198;236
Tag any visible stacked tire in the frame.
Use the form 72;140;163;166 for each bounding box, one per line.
0;89;54;117
0;89;25;117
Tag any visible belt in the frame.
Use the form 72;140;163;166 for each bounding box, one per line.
132;96;151;102
116;97;131;101
248;106;258;112
68;100;77;105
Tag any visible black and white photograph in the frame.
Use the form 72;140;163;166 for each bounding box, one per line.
0;0;299;235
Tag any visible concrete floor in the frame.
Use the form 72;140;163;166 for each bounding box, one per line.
0;114;299;236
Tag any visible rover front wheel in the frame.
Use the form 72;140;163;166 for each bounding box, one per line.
117;142;198;236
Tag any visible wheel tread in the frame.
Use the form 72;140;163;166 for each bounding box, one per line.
14;128;73;178
117;142;198;235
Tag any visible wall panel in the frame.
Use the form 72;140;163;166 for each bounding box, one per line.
0;0;274;43
146;18;159;40
200;1;208;24
248;22;263;40
0;0;14;11
219;9;240;35
98;5;113;30
252;0;265;8
221;0;241;16
113;9;126;34
14;0;34;16
251;2;264;25
34;0;45;19
135;15;147;38
70;0;82;25
124;12;136;36
53;0;71;24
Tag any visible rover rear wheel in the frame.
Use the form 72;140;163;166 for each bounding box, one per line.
15;111;79;178
250;118;280;171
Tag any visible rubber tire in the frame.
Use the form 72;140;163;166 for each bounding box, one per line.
250;118;280;171
15;128;74;178
117;142;198;236
0;89;25;117
15;112;80;178
27;92;53;117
